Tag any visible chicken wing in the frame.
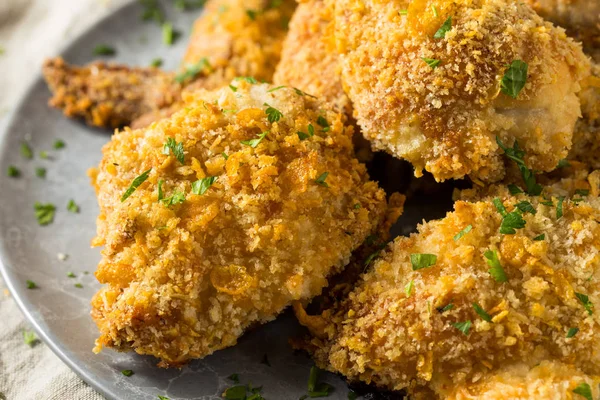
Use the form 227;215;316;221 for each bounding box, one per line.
88;80;388;366
296;192;600;397
334;0;589;182
43;0;296;129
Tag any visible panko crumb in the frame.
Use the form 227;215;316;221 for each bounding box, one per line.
89;80;388;366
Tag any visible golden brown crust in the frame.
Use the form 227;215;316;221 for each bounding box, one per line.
273;0;351;115
297;194;600;395
42;57;182;129
89;81;388;366
570;62;600;168
335;0;589;182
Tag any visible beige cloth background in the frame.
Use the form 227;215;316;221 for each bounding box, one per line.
0;1;128;399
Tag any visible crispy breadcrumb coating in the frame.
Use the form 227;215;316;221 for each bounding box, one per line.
42;58;181;129
446;360;600;400
273;0;351;114
334;0;589;182
296;194;600;396
42;0;295;129
570;62;600;168
524;0;600;52
88;81;387;366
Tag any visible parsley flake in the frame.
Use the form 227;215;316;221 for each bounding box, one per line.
67;272;76;278
422;57;441;69
53;139;65;149
556;196;565;219
453;320;471;335
315;172;329;187
67;199;80;213
150;58;163;67
246;9;259;20
501;60;528;99
515;201;536;215
74;283;83;288
316;116;330;130
405;280;414;297
122;370;134;377
410;253;437;270
508;184;523;195
566;327;579;338
484;250;508;282
35;167;46;178
572;382;593;400
222;152;229;160
163;138;185;164
21;142;33;159
264;103;283;123
161;190;185;206
496;137;542;195
162;22;180;46
267;85;286;93
157;396;170;400
7;166;20;177
227;373;240;383
453;225;472;241
236;76;258;84
575;292;593;315
472;303;492;322
533;233;545;241
175;58;212;83
121;168;152;202
23;330;38;347
434;16;452;39
140;0;165;24
241;131;268;148
192;176;217;195
224;386;247;399
306;366;334;398
93;44;116;56
39;151;49;160
26;280;37;289
575;189;589;197
437;303;454;313
557;159;571;168
34;202;56;226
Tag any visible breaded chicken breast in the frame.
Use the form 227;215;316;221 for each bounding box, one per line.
296;194;600;397
570;62;600;168
524;0;600;53
88;81;388;366
273;0;351;115
334;0;589;182
42;0;296;129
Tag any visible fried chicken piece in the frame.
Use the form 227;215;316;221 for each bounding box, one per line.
88;81;388;366
42;0;296;129
296;195;600;397
524;0;600;53
42;57;182;129
273;0;350;115
569;62;600;168
334;0;589;182
446;360;600;400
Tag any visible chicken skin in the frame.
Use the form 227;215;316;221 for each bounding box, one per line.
42;0;296;129
88;81;388;366
296;192;600;397
334;0;589;182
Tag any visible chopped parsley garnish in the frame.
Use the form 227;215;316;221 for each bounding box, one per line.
575;189;589;197
484;250;508;282
452;320;471;336
53;140;65;149
557;159;571;168
227;373;240;383
314;172;329;187
121;168;152;202
353;203;361;209
404;280;414;297
453;225;472;241
572;382;593;400
23;330;38;347
293;87;317;98
260;354;271;366
297;125;315;141
541;200;553;206
140;0;165;24
175;58;212;83
157;179;164;202
493;197;507;216
264;103;283;123
575;292;593;315
26;280;37;289
566;327;579;338
433;16;452;39
161;190;185;206
93;44;116;56
121;370;134;377
496;137;542;196
306;366;334;398
556;196;565;219
399;10;408;15
67;199;80;213
246;9;259;20
472;303;492;322
364;249;382;268
316;116;330;131
162;22;180;46
74;283;83;288
150;58;163;67
241;131;268;148
410;253;437;270
35;167;46;178
21;142;33;159
432;5;439;16
34;202;56;226
533;234;545;241
224;386;247;399
157;396;170;400
437;303;454;313
236;76;258;84
501;60;528;99
192;176;217;195
222;152;229;160
39;151;49;160
515;201;536;215
422;57;441;69
7;166;20;177
163;137;185;164
493;198;526;234
267;85;286;93
67;272;76;278
508;184;523;195
174;0;206;11
229;84;238;92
